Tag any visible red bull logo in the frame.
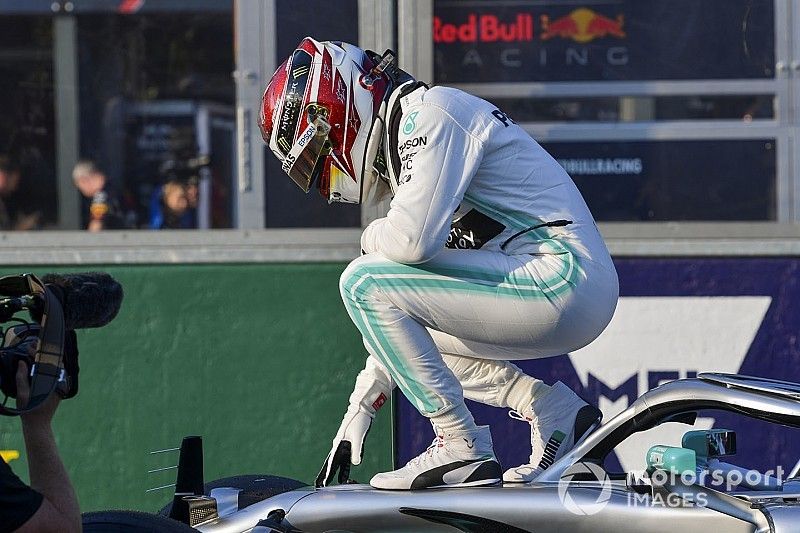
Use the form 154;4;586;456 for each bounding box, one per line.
433;13;534;43
540;8;625;43
118;0;145;13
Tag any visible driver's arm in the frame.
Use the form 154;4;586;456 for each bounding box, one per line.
11;362;81;533
360;102;483;264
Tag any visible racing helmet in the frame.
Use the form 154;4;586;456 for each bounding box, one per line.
259;37;397;204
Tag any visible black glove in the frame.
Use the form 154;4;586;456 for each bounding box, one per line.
315;409;373;487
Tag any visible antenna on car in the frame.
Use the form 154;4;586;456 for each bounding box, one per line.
146;436;219;526
146;444;180;493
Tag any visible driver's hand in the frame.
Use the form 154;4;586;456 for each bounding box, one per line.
315;409;373;487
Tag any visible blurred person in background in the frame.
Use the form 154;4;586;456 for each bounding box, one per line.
0;157;42;231
261;39;617;490
184;176;199;228
149;180;194;229
1;360;81;533
72;160;127;231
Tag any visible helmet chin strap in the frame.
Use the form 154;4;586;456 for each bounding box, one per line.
359;101;389;205
358;49;415;206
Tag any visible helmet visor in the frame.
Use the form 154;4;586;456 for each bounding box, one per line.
281;114;331;193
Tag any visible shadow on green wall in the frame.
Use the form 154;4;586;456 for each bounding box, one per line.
0;264;393;512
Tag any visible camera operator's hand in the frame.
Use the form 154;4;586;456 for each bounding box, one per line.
8;361;81;533
15;362;60;427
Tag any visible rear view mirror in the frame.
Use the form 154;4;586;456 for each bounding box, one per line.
682;429;736;460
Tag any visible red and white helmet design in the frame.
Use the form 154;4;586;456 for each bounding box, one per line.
259;37;389;204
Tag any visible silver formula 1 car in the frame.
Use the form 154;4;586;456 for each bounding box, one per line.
82;373;800;532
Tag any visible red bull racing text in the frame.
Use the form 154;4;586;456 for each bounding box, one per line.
433;6;629;79
434;14;535;43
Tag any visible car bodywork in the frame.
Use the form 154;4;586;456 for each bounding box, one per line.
183;373;800;532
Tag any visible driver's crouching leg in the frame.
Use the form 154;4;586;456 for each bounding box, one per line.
338;255;502;490
441;353;549;413
338;254;465;418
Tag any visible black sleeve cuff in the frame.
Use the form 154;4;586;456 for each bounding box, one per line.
0;459;44;533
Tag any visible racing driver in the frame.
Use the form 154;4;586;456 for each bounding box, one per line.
259;38;619;490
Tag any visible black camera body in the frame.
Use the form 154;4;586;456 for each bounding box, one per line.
0;273;71;416
0;324;79;403
0;271;121;415
0;324;39;399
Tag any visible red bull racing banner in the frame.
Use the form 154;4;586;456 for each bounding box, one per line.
434;0;775;83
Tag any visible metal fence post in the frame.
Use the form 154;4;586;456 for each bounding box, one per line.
53;15;81;229
234;0;275;229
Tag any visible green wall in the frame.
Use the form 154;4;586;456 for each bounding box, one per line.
0;264;394;512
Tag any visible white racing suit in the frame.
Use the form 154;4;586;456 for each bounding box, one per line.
341;81;619;420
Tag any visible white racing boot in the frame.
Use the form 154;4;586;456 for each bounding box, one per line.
503;381;602;483
370;425;502;490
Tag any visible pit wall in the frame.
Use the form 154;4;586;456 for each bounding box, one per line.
0;263;394;512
